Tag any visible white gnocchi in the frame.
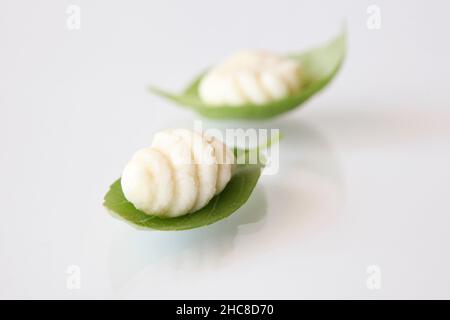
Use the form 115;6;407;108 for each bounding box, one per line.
199;50;302;106
121;129;235;217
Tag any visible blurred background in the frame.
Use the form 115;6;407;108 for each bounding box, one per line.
0;0;449;299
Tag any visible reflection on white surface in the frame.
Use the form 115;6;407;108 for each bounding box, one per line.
107;186;267;291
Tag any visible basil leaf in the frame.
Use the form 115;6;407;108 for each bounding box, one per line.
150;29;346;119
103;163;262;231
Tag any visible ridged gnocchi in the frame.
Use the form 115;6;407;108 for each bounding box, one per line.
199;50;302;106
121;129;235;217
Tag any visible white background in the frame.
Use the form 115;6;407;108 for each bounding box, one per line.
1;0;450;299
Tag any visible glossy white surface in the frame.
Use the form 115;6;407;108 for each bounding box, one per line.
1;0;449;299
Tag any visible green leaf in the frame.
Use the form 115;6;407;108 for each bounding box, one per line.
150;28;346;119
103;163;262;231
